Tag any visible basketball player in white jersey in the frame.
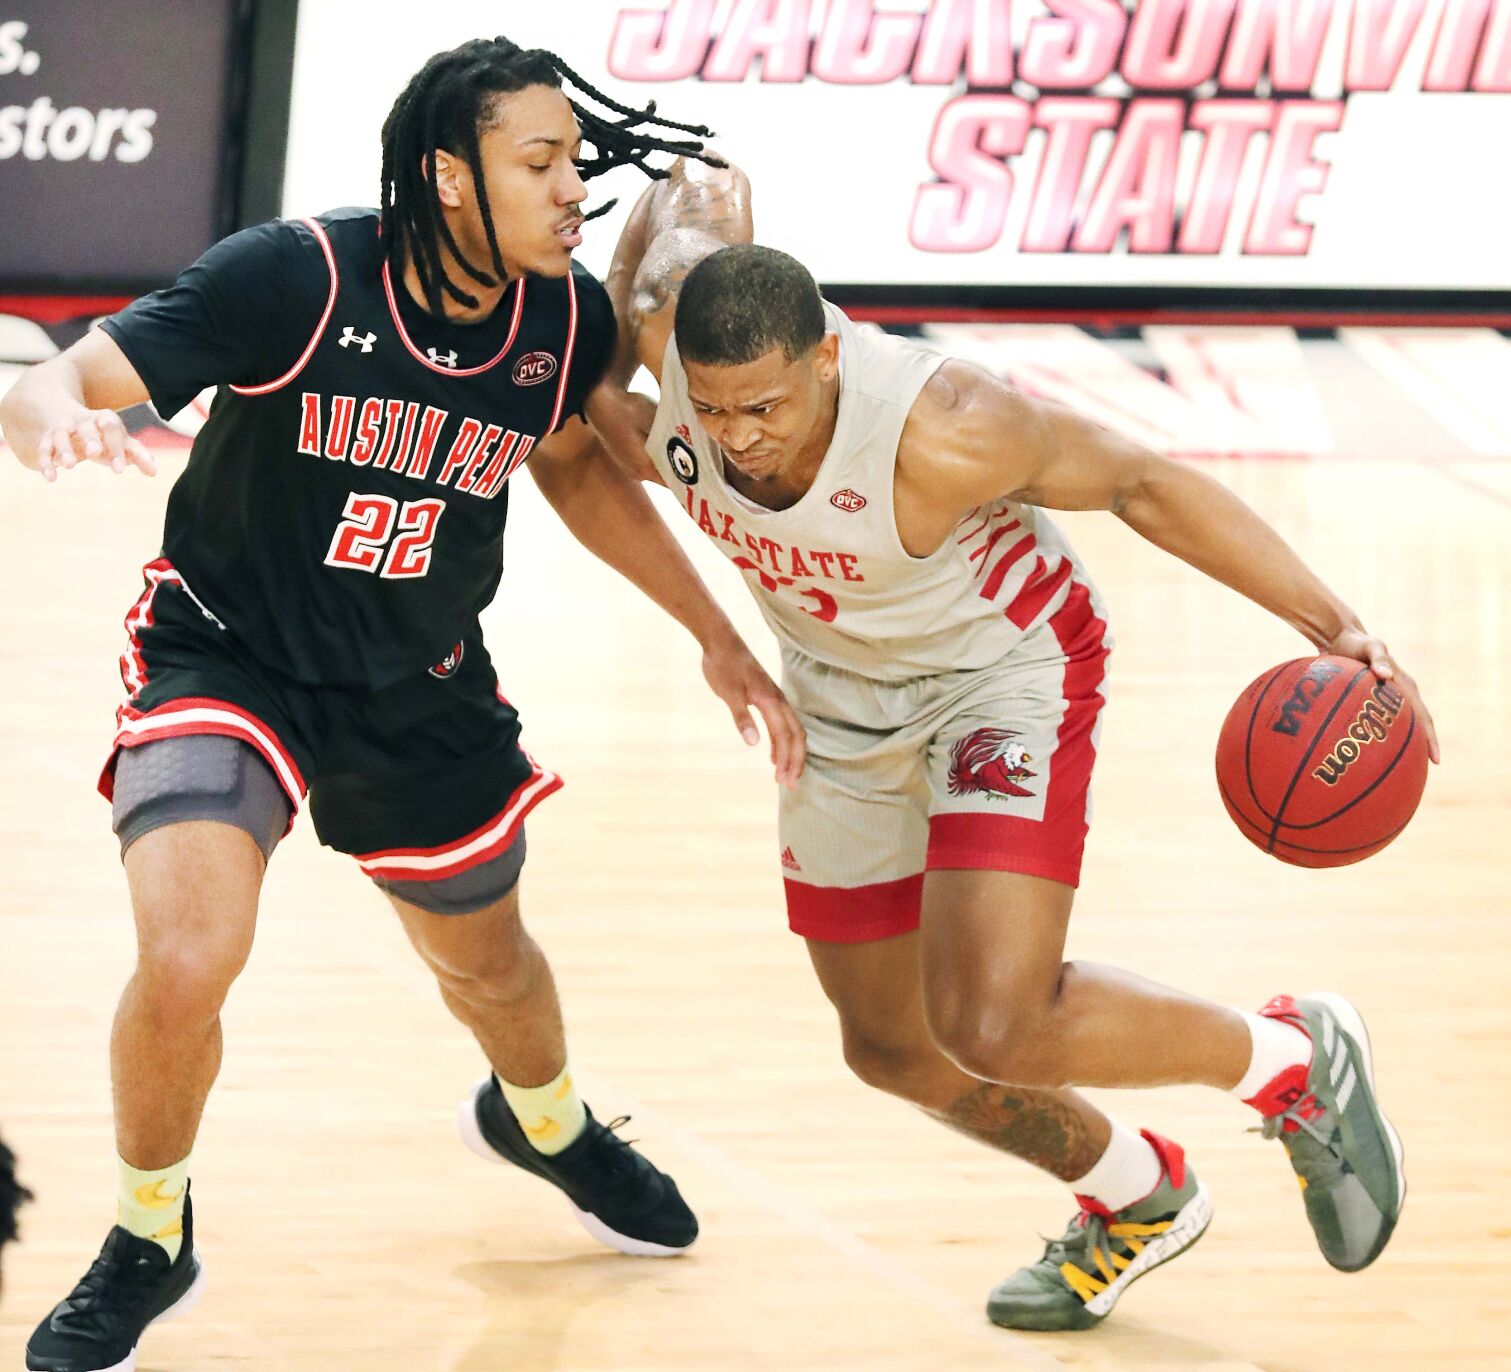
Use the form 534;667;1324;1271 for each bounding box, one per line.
586;157;1440;1330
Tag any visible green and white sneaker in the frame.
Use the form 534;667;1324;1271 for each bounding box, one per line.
1246;992;1405;1272
987;1131;1211;1331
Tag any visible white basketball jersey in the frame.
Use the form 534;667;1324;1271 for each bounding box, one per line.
646;302;1098;682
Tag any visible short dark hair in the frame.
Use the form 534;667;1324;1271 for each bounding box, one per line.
0;1137;31;1251
381;35;722;315
676;244;825;367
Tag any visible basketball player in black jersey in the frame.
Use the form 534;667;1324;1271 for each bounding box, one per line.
1;38;803;1372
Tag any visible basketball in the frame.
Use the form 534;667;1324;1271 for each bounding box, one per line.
1215;655;1429;868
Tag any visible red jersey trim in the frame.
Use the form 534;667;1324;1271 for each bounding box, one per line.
380;260;525;377
229;218;338;397
546;268;579;434
354;750;561;882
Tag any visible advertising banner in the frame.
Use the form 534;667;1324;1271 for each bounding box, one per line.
284;0;1511;301
0;1;249;291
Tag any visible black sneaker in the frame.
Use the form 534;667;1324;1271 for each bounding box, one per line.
458;1076;698;1256
26;1193;205;1371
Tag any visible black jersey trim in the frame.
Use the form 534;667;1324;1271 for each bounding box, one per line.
380;260;525;377
546;268;579;434
228;218;338;398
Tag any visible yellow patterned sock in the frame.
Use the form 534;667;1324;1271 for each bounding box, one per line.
498;1064;587;1156
117;1155;189;1263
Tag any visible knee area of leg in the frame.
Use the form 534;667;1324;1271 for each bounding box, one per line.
134;942;242;1019
112;735;289;863
840;1030;926;1093
924;994;1058;1085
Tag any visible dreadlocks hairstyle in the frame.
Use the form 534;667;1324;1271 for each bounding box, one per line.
380;35;723;315
0;1135;31;1253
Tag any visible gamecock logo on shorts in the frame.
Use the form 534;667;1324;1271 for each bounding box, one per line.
948;728;1037;799
428;641;465;679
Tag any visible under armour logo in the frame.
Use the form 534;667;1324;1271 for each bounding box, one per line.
339;327;376;352
427;347;459;369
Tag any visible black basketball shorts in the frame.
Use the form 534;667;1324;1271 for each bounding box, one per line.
99;559;561;883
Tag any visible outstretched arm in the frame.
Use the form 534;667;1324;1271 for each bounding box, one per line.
602;155;753;387
528;411;805;785
0;330;157;481
902;362;1440;762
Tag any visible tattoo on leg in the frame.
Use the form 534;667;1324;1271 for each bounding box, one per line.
931;1085;1106;1182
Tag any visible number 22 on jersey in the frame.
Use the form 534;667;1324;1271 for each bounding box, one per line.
325;494;445;580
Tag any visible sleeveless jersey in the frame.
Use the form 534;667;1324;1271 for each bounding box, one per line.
102;208;610;688
645;302;1097;683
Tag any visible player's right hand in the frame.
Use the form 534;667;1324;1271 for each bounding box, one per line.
35;409;156;483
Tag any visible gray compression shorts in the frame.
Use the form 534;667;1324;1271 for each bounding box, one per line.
111;736;526;914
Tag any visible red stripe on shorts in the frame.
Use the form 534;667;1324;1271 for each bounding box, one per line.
99;696;307;835
784;873;924;944
926;580;1109;887
354;752;561;883
118;557;176;700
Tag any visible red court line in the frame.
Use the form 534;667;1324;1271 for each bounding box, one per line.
0;295;132;323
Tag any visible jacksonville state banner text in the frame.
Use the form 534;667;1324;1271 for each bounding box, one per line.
283;0;1511;290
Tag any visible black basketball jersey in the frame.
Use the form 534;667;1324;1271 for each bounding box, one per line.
102;207;613;688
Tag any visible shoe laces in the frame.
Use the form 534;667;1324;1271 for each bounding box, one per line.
1250;1101;1345;1185
52;1242;163;1338
1037;1201;1176;1283
1039;1209;1112;1274
589;1115;645;1181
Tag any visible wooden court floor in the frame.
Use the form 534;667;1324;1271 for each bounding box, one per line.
0;329;1507;1370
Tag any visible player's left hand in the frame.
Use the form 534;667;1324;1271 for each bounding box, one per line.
701;635;806;787
1321;627;1440;764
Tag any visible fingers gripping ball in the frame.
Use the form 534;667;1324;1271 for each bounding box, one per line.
1215;655;1429;868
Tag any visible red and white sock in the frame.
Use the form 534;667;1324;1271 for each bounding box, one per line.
1067;1120;1164;1213
1232;995;1313;1112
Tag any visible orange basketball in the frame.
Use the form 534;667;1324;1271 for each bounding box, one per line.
1215;655;1429;868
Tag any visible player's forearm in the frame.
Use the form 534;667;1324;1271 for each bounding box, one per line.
539;442;743;651
1116;457;1362;647
0;360;87;468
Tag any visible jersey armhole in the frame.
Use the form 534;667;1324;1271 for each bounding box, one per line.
227;218;338;397
546;268;581;434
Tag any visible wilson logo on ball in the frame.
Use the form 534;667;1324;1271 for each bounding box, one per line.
1216;655;1428;869
512;351;557;386
1312;680;1405;786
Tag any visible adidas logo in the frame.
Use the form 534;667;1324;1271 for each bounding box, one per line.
780;846;801;872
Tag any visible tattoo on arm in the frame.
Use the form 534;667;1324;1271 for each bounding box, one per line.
930;1084;1106;1182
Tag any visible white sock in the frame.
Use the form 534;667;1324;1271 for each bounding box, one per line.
1066;1121;1162;1211
1232;1011;1313;1101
